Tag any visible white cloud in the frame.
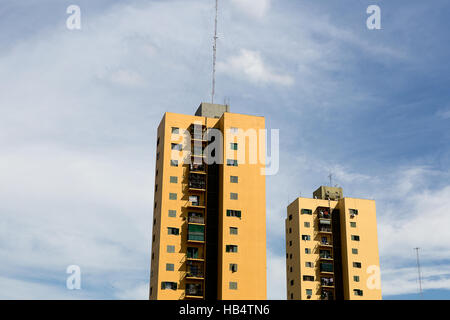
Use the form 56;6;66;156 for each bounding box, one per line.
217;49;294;86
230;0;271;19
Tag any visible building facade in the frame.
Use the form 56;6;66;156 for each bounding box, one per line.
285;186;382;300
149;103;266;300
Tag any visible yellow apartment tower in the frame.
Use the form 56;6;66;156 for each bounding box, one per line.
285;186;382;300
149;102;266;300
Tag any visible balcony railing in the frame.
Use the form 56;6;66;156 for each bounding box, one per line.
188;201;205;207
185;284;203;297
319;226;332;233
190;164;206;173
186;268;204;279
189;182;206;190
321;291;334;300
188;216;205;224
319;253;333;260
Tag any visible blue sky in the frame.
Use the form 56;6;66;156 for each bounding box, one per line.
0;0;449;299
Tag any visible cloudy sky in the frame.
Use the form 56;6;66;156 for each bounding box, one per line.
1;0;449;299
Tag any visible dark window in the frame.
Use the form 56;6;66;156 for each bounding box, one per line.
170;160;178;167
301;209;312;215
350;222;357;228
352;248;358;254
168;227;179;235
188;224;205;241
230;193;238;200
169;193;177;200
226;159;238;166
351;235;360;241
354;289;363;296
304;222;310;228
161;282;177;290
302;235;311;241
230;227;238;235
226;245;238;253
229;282;238;290
171;143;182;151
230;143;238;150
289;214;293;221
349;209;358;216
354;276;360;282
230;176;238;183
167;245;175;253
171;127;179;134
353;262;362;268
230;264;238;273
166;263;174;271
226;210;241;218
168;210;177;217
303;275;314;281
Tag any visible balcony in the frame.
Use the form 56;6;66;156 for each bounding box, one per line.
186;247;203;261
188;213;205;224
321;290;334;300
188;201;205;208
318;225;332;234
189;124;206;142
321;277;334;287
186;262;204;279
185;284;203;299
190;164;206;173
187;224;205;242
319;251;333;260
319;240;333;248
318;208;331;219
320;262;334;274
189;173;206;191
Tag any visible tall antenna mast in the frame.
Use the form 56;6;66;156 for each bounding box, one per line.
211;0;219;104
328;173;333;187
414;247;423;298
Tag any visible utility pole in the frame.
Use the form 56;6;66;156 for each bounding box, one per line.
414;247;423;298
211;0;218;104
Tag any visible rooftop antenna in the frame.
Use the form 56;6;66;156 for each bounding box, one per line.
328;173;333;187
211;0;219;104
414;247;423;298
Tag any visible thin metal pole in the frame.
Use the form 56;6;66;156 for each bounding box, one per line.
211;0;218;104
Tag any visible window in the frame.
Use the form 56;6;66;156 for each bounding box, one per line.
353;262;362;268
171;127;179;134
289;253;293;259
350;209;358;216
156;152;159;160
226;245;238;253
290;293;293;299
155;184;158;192
350;222;357;228
290;280;294;286
167;245;175;253
230;193;238;200
170;176;178;183
229;282;238;290
306;289;312;296
289;214;293;221
290;267;293;272
289;228;292;234
352;248;358;254
169;193;177;200
229;127;239;134
230;176;238;183
289;240;292;247
301;209;312;215
305;262;314;268
354;276;360;282
168;227;179;235
351;235;360;241
303;275;314;281
152;234;155;242
166;263;174;271
354;289;363;296
304;222;310;228
161;282;177;290
170;160;178;167
320;262;333;273
226;159;238;166
305;248;311;254
301;235;311;241
230;143;238;150
171;143;182;151
230;227;238;235
168;210;177;218
230;264;238;273
157;137;160;146
226;210;241;218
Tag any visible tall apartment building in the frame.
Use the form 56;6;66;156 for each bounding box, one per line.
285;186;382;300
149;103;266;300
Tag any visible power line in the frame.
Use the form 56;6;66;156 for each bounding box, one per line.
211;0;218;104
414;247;423;298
